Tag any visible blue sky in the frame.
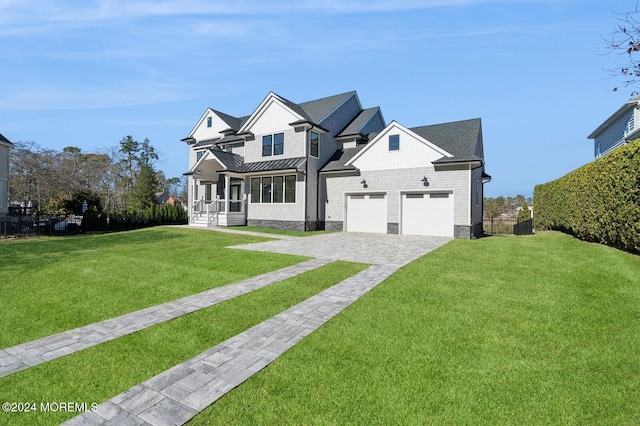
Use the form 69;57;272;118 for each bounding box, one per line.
0;0;637;198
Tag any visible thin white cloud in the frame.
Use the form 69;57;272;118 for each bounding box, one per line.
0;0;575;27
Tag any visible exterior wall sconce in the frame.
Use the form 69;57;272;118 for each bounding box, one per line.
361;179;368;188
422;176;429;186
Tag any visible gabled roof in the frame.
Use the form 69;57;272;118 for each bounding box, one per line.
337;107;383;138
238;91;359;133
0;133;14;148
298;91;358;124
410;118;483;163
588;96;640;139
210;109;248;132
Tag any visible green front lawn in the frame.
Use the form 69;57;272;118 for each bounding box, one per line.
0;260;367;425
2;230;639;425
192;232;640;425
0;227;308;347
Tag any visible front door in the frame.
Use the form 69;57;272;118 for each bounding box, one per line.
230;183;242;212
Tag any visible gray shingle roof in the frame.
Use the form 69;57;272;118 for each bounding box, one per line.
320;146;365;172
337;107;381;137
208;149;306;173
0;133;13;147
210;109;249;131
410;118;482;162
298;91;356;124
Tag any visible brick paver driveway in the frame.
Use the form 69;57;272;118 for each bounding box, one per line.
232;232;452;266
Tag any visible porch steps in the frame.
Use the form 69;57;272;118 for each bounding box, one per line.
190;214;216;227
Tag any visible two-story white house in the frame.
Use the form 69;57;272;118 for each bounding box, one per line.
0;133;13;214
588;95;640;158
182;91;490;238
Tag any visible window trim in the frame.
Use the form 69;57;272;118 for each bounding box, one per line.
250;175;296;203
389;134;400;151
310;131;319;158
207;116;212;128
262;132;285;157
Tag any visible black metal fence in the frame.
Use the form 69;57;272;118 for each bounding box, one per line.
513;218;534;235
483;216;518;235
483;216;534;236
0;213;84;238
1;211;188;239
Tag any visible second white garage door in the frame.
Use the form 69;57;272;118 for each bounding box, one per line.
346;193;387;233
401;192;454;237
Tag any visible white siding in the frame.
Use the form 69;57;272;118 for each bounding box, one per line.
351;125;449;171
323;166;470;226
192;111;230;143
246;174;305;221
246;100;300;136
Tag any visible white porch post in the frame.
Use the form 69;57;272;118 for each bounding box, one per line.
224;174;230;215
190;179;196;224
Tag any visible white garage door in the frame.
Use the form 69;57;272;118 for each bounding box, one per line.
402;192;454;237
346;193;387;233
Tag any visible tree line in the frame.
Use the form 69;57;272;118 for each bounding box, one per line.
483;195;532;220
9;136;185;215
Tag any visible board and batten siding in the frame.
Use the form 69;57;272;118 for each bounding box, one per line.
350;125;449;171
594;109;634;158
323;166;470;227
191;111;230;143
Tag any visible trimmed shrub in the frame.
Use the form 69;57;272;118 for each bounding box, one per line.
534;139;640;253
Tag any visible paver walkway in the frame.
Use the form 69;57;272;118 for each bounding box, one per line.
0;258;332;379
63;231;451;425
63;263;400;426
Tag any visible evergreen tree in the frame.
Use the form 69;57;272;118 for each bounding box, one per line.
129;164;158;211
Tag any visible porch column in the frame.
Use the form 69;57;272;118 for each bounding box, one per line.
224;174;230;214
190;179;196;224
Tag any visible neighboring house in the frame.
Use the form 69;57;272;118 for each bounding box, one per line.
0;133;14;214
182;91;490;238
588;95;640;158
156;189;170;205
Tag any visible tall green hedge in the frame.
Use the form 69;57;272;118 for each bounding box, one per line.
534;139;640;253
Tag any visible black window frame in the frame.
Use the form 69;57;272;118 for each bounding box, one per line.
310;131;319;157
261;177;272;203
262;132;284;157
250;178;260;203
389;134;400;151
249;175;296;203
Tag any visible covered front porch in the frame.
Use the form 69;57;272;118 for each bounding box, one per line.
186;151;247;228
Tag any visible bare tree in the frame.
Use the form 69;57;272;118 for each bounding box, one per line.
605;2;640;93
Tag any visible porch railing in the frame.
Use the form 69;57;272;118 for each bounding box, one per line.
215;199;246;214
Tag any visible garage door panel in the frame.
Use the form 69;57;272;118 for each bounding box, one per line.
346;193;387;233
402;192;453;237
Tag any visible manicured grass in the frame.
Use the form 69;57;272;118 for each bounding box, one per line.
0;260;368;425
0;227;308;348
192;232;640;425
233;225;333;237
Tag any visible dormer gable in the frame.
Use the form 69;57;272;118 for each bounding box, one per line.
238;92;307;135
183;108;243;144
346;121;453;171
